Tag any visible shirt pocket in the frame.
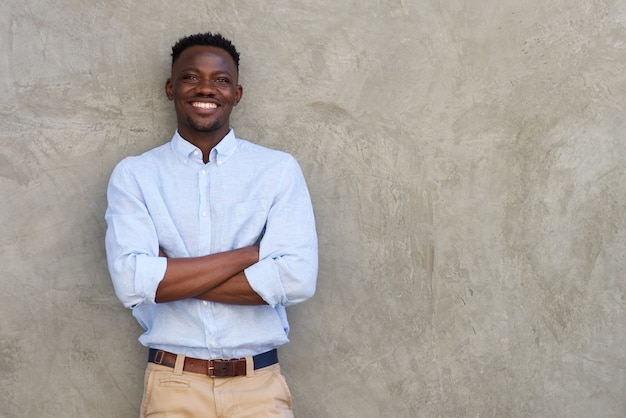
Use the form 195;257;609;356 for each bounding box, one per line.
218;199;269;249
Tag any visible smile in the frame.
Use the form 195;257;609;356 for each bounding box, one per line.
192;102;218;109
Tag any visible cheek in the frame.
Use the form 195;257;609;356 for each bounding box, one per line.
171;84;192;99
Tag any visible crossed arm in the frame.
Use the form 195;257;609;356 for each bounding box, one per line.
106;155;316;309
155;246;266;305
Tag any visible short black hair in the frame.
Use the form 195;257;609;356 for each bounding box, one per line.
171;32;240;69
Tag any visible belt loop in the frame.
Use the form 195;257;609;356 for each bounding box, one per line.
174;354;185;375
245;356;254;377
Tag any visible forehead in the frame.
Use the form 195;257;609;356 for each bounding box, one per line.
173;45;237;74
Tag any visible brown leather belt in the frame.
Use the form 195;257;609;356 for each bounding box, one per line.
148;348;278;377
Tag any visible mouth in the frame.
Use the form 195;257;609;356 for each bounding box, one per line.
191;101;218;110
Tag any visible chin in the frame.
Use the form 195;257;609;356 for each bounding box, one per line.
187;118;221;133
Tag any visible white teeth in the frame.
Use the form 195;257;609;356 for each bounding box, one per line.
193;102;217;109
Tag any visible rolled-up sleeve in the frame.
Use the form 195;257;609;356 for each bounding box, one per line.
105;160;167;308
244;157;318;307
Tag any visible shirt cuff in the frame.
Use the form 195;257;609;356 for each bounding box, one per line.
134;254;168;305
244;260;285;307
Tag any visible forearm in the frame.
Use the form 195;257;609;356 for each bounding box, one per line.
155;246;258;303
195;272;266;305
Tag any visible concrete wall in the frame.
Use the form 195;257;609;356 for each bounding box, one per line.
1;1;624;417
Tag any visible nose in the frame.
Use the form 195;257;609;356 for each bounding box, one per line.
196;78;217;94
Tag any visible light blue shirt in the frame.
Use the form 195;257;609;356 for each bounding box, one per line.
105;129;318;359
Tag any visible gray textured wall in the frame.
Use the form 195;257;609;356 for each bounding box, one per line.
1;1;625;417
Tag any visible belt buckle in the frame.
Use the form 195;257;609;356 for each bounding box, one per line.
208;359;234;377
153;350;165;365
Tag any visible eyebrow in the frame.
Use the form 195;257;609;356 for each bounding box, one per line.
178;66;233;75
178;66;201;73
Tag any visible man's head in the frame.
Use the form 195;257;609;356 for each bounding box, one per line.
166;32;243;144
171;32;240;70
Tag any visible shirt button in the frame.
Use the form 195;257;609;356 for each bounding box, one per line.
210;341;218;347
193;150;199;156
202;301;208;306
202;211;207;217
217;161;222;166
201;170;207;175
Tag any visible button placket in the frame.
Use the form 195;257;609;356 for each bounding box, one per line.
197;160;211;253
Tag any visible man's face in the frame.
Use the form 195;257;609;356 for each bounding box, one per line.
166;45;242;140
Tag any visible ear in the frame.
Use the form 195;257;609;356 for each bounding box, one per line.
165;78;174;100
234;85;243;106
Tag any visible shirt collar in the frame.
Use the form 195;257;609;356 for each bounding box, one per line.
170;129;238;166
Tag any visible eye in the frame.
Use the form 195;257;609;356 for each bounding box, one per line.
182;74;199;82
214;77;230;84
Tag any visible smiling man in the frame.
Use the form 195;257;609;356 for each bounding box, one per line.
105;32;318;417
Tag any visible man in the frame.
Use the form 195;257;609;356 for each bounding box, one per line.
105;32;318;417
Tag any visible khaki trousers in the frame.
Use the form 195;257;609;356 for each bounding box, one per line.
139;355;294;418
